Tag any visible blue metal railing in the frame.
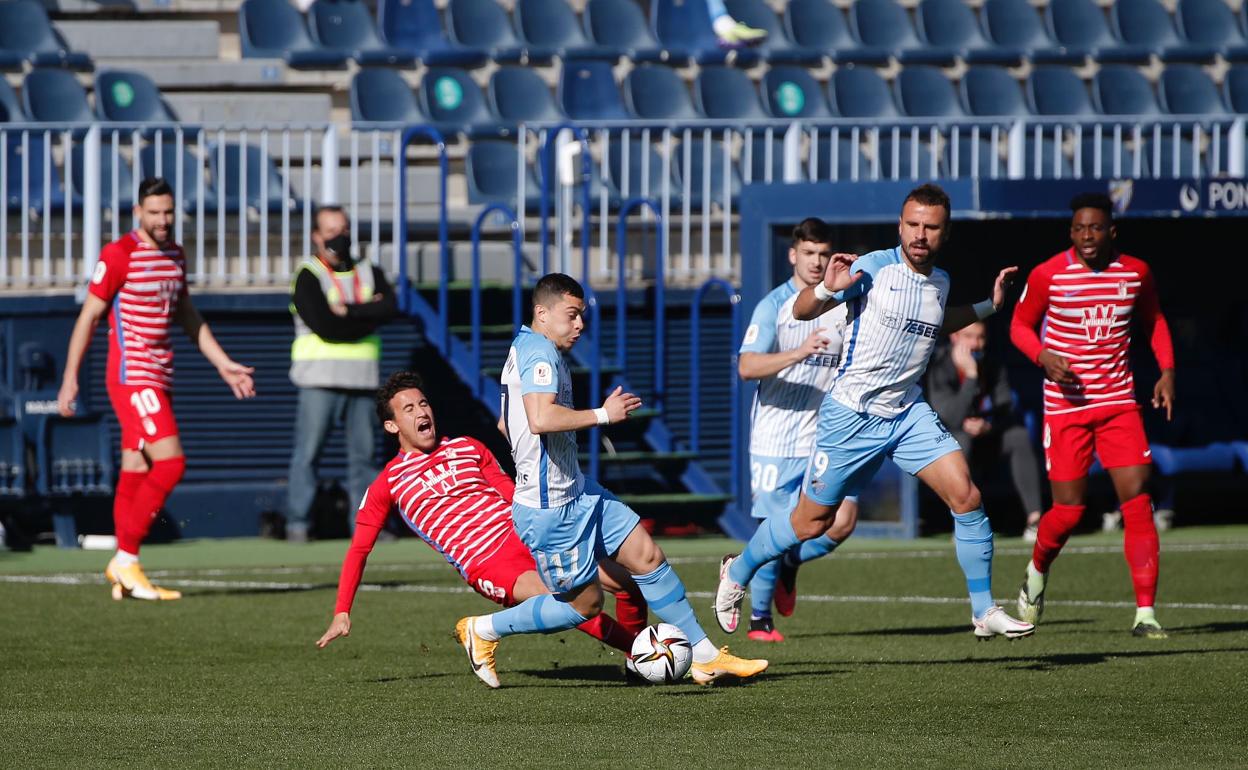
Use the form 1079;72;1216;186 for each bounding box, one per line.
614;197;666;414
396;125;449;347
689;278;742;507
469;203;524;400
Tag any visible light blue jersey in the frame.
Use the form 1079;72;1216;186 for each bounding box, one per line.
501;326;583;508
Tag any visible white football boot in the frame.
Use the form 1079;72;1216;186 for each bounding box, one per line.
973;606;1036;640
1017;562;1047;624
712;554;746;634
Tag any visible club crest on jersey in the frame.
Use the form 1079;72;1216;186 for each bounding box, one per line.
533;362;553;386
1118;281;1129;298
1081;304;1115;341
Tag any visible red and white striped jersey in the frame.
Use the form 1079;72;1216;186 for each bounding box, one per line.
87;231;187;391
1011;249;1174;416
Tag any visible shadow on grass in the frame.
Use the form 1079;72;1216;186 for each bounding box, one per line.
1168;621;1248;635
776;646;1248;675
786;618;1094;640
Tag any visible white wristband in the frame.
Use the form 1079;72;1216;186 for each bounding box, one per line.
593;407;610;426
973;299;997;320
813;283;835;301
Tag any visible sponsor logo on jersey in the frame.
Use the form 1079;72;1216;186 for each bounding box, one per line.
902;318;940;339
1081;304;1115;341
802;353;840;368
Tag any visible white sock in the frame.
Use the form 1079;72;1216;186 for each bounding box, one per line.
473;615;500;642
113;549;139;567
692;637;718;663
713;15;736;35
1025;559;1046;597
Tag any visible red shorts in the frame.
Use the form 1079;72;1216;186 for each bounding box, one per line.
1043;403;1151;482
465;531;539;607
107;383;179;451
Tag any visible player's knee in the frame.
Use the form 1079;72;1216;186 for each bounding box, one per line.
792;512;831;541
949;483;981;513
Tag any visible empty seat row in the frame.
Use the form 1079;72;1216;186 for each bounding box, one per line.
0;0;92;72
0;68;176;125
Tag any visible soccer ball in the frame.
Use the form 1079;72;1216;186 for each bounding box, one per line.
629;623;692;683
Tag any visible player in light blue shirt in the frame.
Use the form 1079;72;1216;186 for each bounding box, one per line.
717;184;1036;641
455;273;768;688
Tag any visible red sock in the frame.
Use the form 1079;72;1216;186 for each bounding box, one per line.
576;613;637;654
125;457;186;554
1120;493;1159;607
113;470;147;555
1032;503;1085;573
613;589;648;636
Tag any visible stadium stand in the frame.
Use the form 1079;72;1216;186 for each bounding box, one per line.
694;66;768;121
351;67;424;124
895;65;965;118
418;67;504;138
308;0;415;66
916;0;1022;65
22;68;93;124
139;144;217;213
488;66;566;124
68;144;136;212
1158;64;1227;114
829;66;900;118
650;0;761;66
1046;0;1152;63
447;0;549;64
93;70;179;124
0;78;24;122
1093;64;1162;116
1111;0;1218;63
677;137;742;208
465;140;540;208
583;0;675;64
983;0;1083;64
624;65;700;121
376;0;488;66
723;0;823;64
0;0;92;71
761;66;834;119
851;0;957;65
238;0;347;68
1175;0;1248;61
961;65;1030;117
559;58;629;120
1026;65;1097;115
515;0;620;61
211;143;301;213
1226;65;1248;111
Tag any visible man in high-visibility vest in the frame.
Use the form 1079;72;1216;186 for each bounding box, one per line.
287;205;397;542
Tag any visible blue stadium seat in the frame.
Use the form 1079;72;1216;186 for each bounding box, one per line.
1080;135;1149;177
309;0;415;66
651;0;761;66
447;0;549;64
239;0;347;68
606;139;677;203
1150;442;1237;474
489;66;565;124
1148;134;1205;176
377;0;488;66
350;67;424;123
829;66;899;118
878;135;943;179
916;0;1023;65
983;0;1082;64
140;144;217;213
37;415;113;497
211;143;300;214
1093;64;1160;115
761;66;833;118
4;135;66;216
949;133;1003;177
583;0;677;64
785;0;889;65
22;68;93;124
1226;65;1248;111
1025;136;1073;178
419;67;503;137
0;79;25;122
1047;0;1151;63
1026;66;1096;115
559;59;629;120
69;144;136;212
895;66;964;117
0;0;92;71
94;70;178;125
624;65;700;120
1159;64;1226;114
813;134;870;181
676;138;741;208
0;418;24;499
725;0;824;63
695;66;768;121
1176;0;1248;62
1112;0;1218;63
961;66;1029;116
850;0;956;65
516;0;619;60
465;140;540;207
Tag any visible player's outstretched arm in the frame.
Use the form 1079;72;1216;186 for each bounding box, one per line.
521;386;641;435
57;294;110;417
940;266;1019;335
174;297;256;400
316;612;352;648
792;253;861;321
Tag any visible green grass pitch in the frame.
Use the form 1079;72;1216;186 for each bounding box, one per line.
3;526;1246;767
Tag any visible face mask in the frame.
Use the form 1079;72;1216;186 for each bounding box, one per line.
971;350;985;361
323;233;353;267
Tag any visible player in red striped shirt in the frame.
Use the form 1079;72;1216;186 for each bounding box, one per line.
1010;192;1175;638
57;178;256;602
316;371;647;665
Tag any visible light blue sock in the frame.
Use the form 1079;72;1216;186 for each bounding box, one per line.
952;507;995;619
705;0;729;21
749;559;779;618
729;512;800;586
634;561;708;646
489;593;588;638
792;534;841;565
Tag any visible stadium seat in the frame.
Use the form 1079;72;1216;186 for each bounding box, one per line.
1148;134;1204;177
350;67;424;124
238;0;347;68
1150;442;1237;475
812;133;870;181
1226;65;1248;112
1047;0;1151;63
695;66;768;121
69;144;136;212
309;0;415;66
22;68;93;124
36;415;113;497
785;0;889;65
0;0;92;71
624;65;700;120
724;0;823;63
211;143;300;214
850;0;956;65
5;135;67;215
140;144;217;212
516;0;619;60
916;0;1023;65
895;66;964;117
1025;135;1073;178
1080;134;1149;177
465;140;540;207
1175;0;1248;62
1112;0;1218;63
675;138;741;208
0;79;25;122
606;138;677;203
583;0;677;64
961;66;1030;116
761;66;833;119
559;59;629;120
94;70;178;125
983;0;1082;64
1094;65;1160;115
0;417;24;498
1026;66;1096;115
877;135;943;179
650;0;761;66
377;0;488;66
488;67;565;124
829;67;900;119
447;0;548;64
418;67;504;137
1159;64;1227;114
949;132;1003;178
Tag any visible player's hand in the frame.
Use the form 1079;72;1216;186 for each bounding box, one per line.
329;300;348;317
795;328;831;360
1037;349;1075;384
950;339;978;380
963;416;988;438
56;380;78;418
316;612;351;648
821;253;862;295
1153;370;1175;422
991;266;1020;310
602;385;642;424
219;361;257;400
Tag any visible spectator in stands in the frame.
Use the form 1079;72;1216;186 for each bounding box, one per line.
286;205;397;542
927;322;1043;541
705;0;767;47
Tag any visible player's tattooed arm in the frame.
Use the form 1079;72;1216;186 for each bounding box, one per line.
940;266;1019;335
174;298;257;400
58;294;111;417
521;386;641;434
792;253;860;320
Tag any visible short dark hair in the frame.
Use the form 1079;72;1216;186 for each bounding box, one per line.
902;183;951;218
533;272;585;309
314;204;350;231
137;177;173;204
1070;192;1113;220
376;371;425;424
791;217;834;247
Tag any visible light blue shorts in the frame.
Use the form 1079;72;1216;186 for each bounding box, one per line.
805;397;961;506
511;478;641;595
749;455;808;520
